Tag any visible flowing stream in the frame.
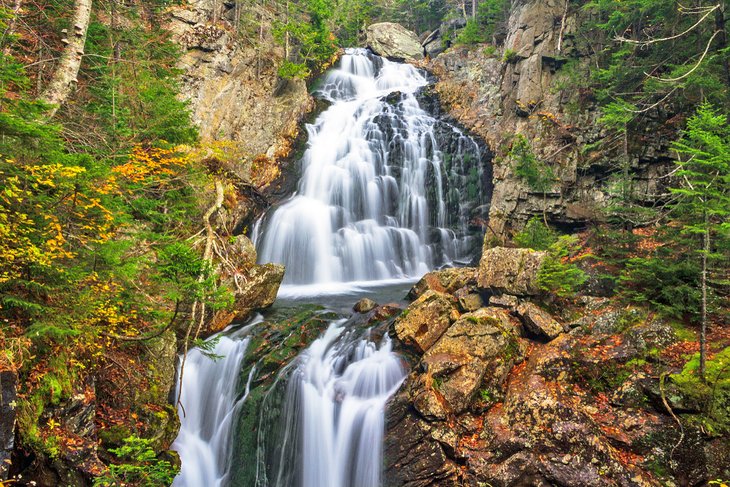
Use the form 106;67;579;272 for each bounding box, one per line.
172;48;490;487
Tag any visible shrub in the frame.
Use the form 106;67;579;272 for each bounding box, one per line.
537;236;588;297
513;217;557;250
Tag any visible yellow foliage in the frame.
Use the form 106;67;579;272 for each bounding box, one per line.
112;145;190;186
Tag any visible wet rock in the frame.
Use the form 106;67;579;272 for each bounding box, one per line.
209;263;285;334
366;303;402;324
407;267;477;300
394;290;458;354
477;247;546;296
1;370;16;480
365;22;424;62
515;302;563;340
353;297;378;313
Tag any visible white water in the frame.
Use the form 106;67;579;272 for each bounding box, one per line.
172;323;257;487
259;322;407;487
255;48;485;286
172;49;488;487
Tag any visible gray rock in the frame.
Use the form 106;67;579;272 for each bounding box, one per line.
353;298;378;313
489;293;520;309
477;247;546;296
515;301;563;340
365;22;424;62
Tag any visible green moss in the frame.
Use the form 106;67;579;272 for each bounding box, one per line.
671;349;730;435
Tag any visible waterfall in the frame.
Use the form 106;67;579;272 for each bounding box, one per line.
255;48;488;287
172;322;259;487
255;322;406;487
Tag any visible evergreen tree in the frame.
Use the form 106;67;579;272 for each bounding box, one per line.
670;102;730;379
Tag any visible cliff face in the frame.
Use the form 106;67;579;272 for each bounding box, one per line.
167;0;315;184
428;0;675;238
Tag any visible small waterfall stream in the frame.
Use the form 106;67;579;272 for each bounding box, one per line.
172;323;258;486
172;48;490;487
255;322;406;487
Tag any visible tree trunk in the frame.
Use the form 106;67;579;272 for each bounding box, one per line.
40;0;92;117
700;209;709;380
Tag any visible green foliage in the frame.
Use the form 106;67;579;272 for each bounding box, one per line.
456;19;486;45
670;103;730;243
274;0;337;79
537;236;588;297
93;436;178;487
619;247;701;319
672;348;730;434
465;0;510;44
502;48;519;63
513;217;557;250
509;135;554;192
617;104;729;320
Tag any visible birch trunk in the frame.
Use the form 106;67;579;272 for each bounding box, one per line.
40;0;92;117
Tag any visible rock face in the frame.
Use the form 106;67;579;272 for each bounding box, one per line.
386;288;718;486
0;370;16;480
428;0;675;238
477;246;546;295
366;22;424;62
167;0;314;183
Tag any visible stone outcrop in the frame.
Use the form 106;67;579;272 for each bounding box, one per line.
385;284;720;486
208;236;285;334
477;246;546;295
428;0;675;238
394;290;458;353
515;301;563;340
167;0;315;184
407;267;477;300
366;22;424;62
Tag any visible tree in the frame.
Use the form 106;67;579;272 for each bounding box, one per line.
671;103;730;379
40;0;92;117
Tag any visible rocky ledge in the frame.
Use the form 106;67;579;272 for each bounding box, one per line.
384;248;729;486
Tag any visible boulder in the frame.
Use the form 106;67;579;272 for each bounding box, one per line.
1;370;16;480
353;297;378;313
365;22;424;62
394;290;458;354
477;247;546;296
489;293;519;309
209;263;285;333
423;308;518;412
454;287;484;312
515;302;563;340
408;267;477;300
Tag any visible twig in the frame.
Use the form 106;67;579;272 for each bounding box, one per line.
659;372;685;462
615;5;719;45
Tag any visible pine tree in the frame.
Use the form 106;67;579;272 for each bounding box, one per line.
671;103;730;379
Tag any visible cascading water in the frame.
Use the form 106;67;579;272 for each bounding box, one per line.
173;49;491;487
254;322;406;487
254;48;488;287
172;322;258;487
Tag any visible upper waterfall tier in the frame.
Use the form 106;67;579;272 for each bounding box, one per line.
255;48;490;286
